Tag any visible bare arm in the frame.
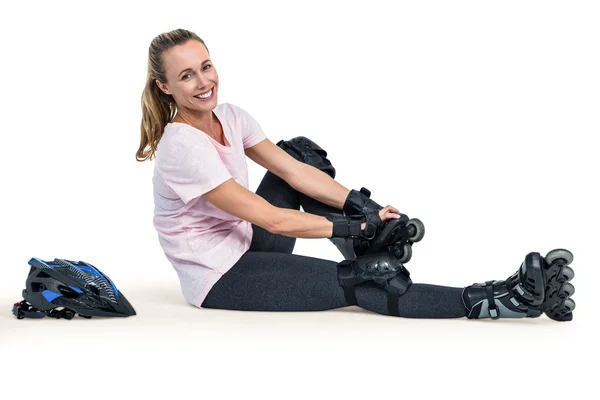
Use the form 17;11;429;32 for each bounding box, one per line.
245;139;352;211
271;163;372;237
201;177;366;239
243;149;366;237
272;161;357;236
243;139;368;238
271;208;366;238
285;162;351;210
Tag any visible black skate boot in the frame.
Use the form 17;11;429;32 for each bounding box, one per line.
462;249;576;321
330;188;426;263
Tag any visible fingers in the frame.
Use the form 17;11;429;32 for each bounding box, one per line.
385;205;400;214
377;205;401;223
379;206;401;222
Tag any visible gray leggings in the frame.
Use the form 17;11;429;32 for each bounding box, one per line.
202;170;468;318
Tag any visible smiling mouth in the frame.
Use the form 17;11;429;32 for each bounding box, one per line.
194;87;214;100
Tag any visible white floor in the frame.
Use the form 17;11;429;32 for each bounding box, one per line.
1;278;594;399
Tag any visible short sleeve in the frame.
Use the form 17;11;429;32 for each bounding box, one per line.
157;129;233;204
232;105;267;149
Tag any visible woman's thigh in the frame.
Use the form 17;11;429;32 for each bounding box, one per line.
201;251;348;311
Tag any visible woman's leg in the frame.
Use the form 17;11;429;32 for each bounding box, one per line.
202;251;468;318
248;169;343;254
234;138;466;318
227;139;573;320
248;170;300;253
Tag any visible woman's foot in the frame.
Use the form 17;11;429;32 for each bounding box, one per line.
462;249;576;321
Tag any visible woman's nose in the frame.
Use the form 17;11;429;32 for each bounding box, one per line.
196;74;211;88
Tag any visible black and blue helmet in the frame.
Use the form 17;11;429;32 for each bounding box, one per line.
12;257;136;319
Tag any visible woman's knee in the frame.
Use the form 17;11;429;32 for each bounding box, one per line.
276;136;336;178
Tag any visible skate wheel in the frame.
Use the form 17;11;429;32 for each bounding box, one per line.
559;282;575;299
562;298;576;313
546;263;575;284
407;218;425;243
545;249;574;266
397;243;412;263
546;298;576;321
547;282;575;301
558;266;575;283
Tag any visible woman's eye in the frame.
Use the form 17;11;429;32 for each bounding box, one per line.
182;65;211;80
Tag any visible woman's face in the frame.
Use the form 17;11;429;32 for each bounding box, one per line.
157;40;218;113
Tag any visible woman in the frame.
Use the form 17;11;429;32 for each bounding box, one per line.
137;28;575;321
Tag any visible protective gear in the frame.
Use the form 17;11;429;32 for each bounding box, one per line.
337;252;412;316
462;249;576;321
326;208;382;240
343;187;383;215
276;136;336;178
12;257;136;320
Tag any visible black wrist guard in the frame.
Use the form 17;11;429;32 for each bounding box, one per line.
343;187;383;216
326;208;382;240
326;214;363;238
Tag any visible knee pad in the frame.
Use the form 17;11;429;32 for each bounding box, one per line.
276;136;336;178
337;252;412;316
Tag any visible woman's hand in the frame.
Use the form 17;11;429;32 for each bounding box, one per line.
360;205;401;230
379;205;401;223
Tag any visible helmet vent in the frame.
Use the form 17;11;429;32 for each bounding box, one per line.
31;282;46;292
87;284;101;296
37;271;51;278
57;285;81;298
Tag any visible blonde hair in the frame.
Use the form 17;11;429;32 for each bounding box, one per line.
136;28;209;162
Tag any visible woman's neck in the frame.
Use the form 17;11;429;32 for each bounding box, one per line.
173;110;217;138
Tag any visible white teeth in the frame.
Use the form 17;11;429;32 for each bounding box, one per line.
195;89;213;99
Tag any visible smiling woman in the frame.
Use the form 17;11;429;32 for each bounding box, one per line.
135;28;576;322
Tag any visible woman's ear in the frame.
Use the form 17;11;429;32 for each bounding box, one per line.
156;79;171;95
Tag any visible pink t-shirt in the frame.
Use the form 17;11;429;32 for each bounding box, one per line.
152;102;267;307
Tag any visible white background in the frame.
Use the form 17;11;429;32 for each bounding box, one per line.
1;0;598;398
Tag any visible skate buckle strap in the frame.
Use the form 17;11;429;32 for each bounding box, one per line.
507;277;544;314
484;280;500;319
